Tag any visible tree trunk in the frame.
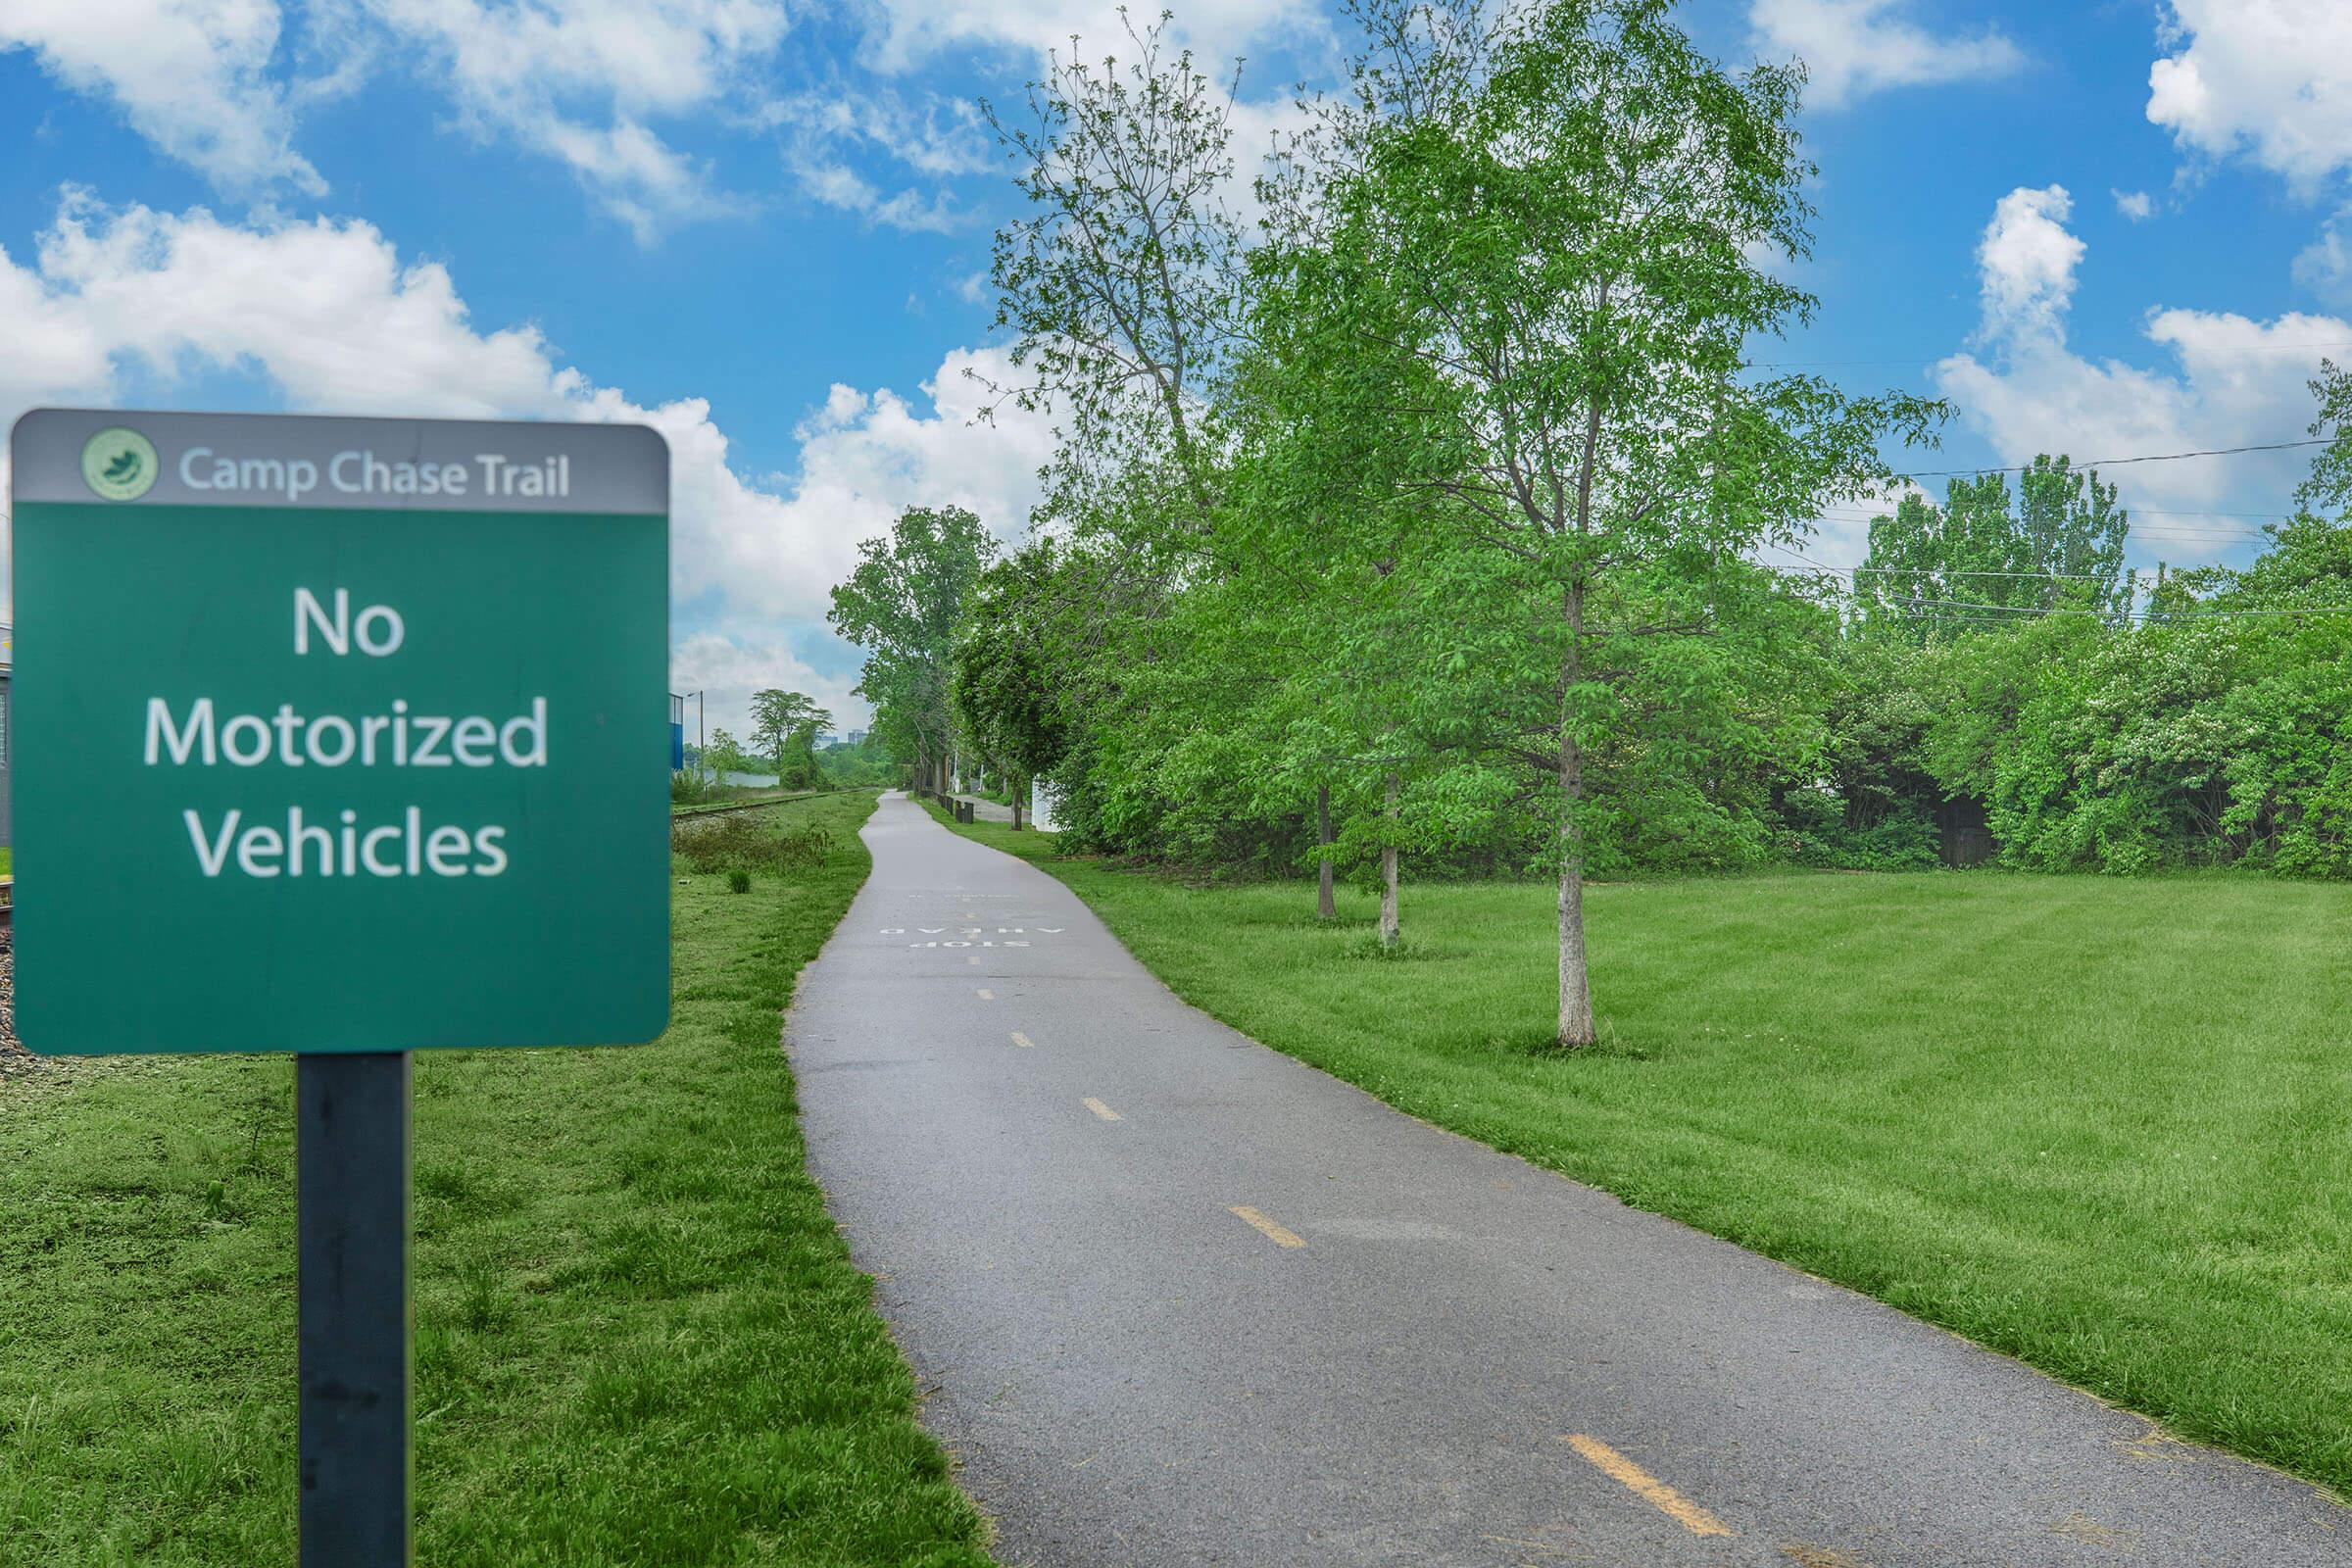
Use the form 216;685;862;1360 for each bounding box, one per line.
1557;583;1596;1049
1011;774;1025;831
1316;781;1337;920
1378;770;1400;950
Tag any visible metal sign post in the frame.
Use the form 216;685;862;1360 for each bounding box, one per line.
10;409;673;1564
297;1053;413;1566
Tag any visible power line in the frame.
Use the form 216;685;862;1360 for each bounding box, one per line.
2045;505;2290;519
1769;549;2119;583
1898;438;2329;478
1766;544;2352;620
1808;515;2276;544
1748;338;2352;370
1833;563;2123;582
1806;507;2287;544
1888;594;2352;622
1811;504;2293;520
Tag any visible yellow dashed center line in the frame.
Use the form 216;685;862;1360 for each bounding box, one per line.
1009;1031;1036;1050
1228;1205;1306;1249
1562;1435;1732;1538
1083;1098;1122;1121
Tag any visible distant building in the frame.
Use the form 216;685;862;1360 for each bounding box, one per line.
847;728;868;748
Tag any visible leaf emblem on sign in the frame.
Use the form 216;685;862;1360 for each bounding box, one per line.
79;426;160;501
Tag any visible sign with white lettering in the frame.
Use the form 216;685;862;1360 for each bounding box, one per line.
9;409;672;1054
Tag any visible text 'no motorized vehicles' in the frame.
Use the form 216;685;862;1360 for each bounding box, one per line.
150;589;542;881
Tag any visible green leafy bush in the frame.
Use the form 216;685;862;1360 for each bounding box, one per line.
670;814;838;875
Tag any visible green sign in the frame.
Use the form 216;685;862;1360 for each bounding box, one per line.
10;409;672;1054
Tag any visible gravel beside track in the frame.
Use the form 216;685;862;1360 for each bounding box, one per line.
0;930;31;1078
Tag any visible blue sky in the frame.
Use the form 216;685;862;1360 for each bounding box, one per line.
5;0;2351;737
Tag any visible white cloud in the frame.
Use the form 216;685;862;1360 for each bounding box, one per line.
2296;213;2352;301
0;0;323;193
760;87;996;179
29;191;566;415
2149;0;2352;196
1933;184;2351;555
1747;0;2026;110
813;6;1318;241
784;154;966;233
1973;184;2084;345
6;0;793;233
855;0;1325;77
334;0;792;235
2114;188;2155;221
762;85;995;232
0;191;1053;645
669;632;871;748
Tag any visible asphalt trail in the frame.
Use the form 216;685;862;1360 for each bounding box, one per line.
788;793;2348;1567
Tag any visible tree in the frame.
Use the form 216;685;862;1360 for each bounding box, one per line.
1267;0;1938;1044
954;544;1083;830
750;689;834;788
1857;457;2130;641
982;8;1440;920
982;7;1249;540
827;506;998;795
702;726;754;776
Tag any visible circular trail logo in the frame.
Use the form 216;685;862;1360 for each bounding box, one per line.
81;427;160;501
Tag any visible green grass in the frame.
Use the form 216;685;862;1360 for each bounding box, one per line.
928;805;2352;1500
0;791;993;1567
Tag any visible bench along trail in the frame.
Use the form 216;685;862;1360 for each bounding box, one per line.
788;793;2348;1567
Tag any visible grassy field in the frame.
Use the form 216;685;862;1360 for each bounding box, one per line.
927;805;2352;1500
0;791;993;1567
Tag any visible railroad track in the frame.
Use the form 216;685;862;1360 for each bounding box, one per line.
670;789;857;822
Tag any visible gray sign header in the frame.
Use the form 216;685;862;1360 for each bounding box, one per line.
10;409;669;514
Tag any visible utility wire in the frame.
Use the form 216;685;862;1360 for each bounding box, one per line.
1823;563;2125;582
1811;505;2286;523
1890;595;2352;622
1809;507;2274;522
1898;438;2329;478
1748;338;2352;370
1769;544;2147;585
1767;545;2352;620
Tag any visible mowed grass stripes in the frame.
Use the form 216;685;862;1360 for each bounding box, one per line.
0;790;993;1567
925;804;2352;1502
